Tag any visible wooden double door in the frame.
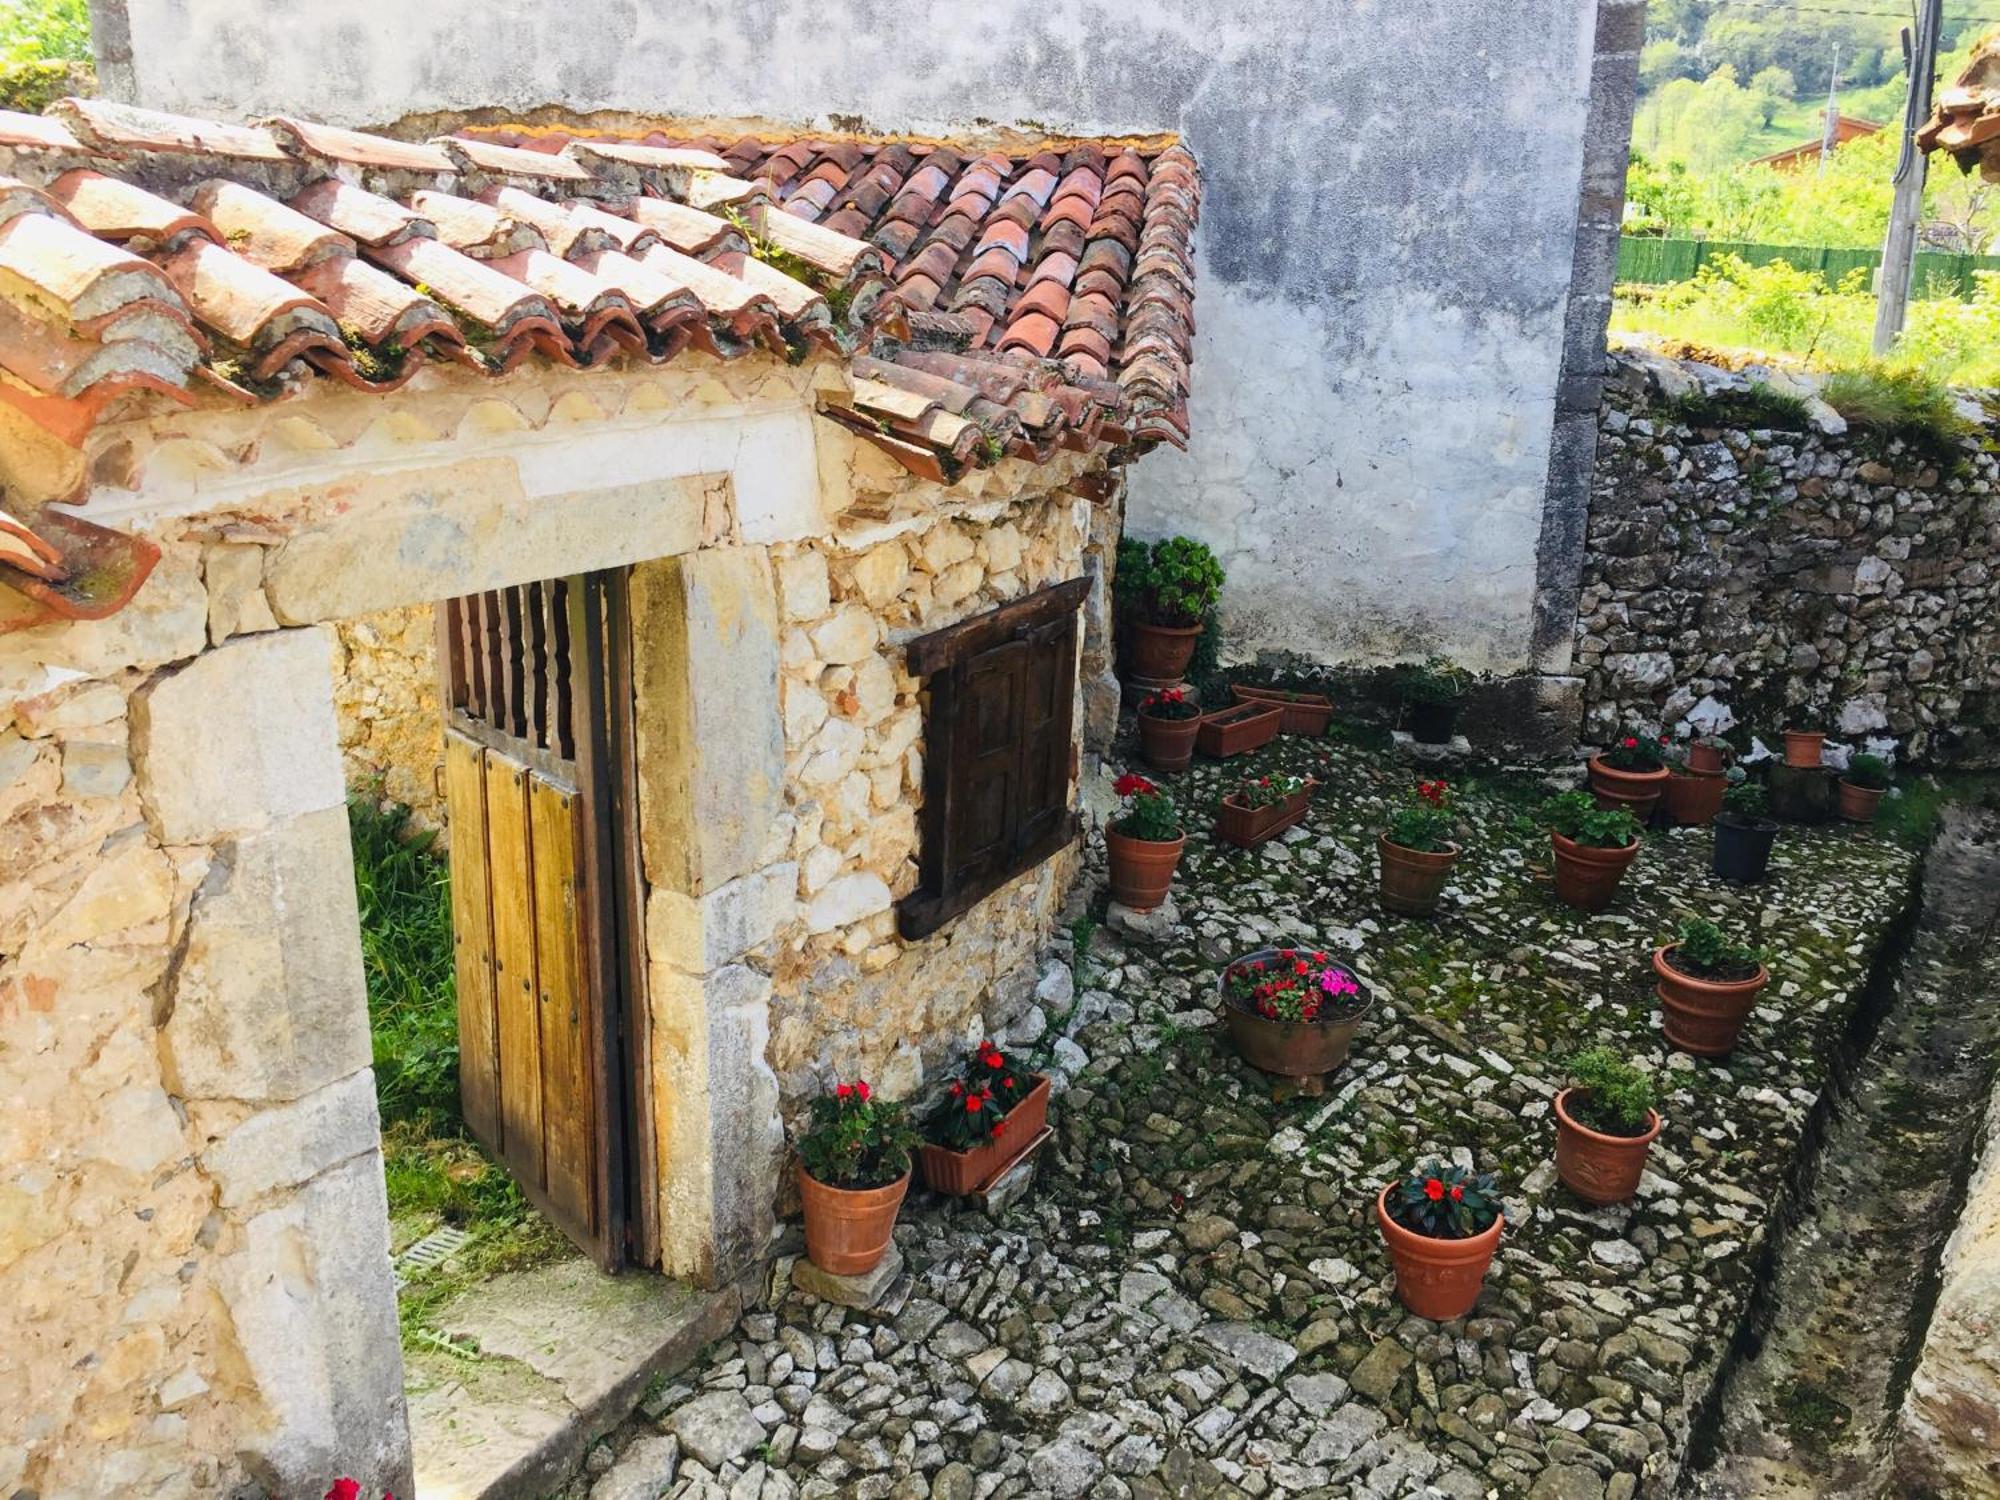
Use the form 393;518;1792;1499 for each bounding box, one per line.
438;570;651;1270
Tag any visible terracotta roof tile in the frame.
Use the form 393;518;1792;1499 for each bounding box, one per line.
49;168;212;244
192;179;351;274
264;116;455;175
53;98;286;164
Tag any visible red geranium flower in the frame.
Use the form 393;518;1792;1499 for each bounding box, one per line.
835;1083;852;1100
856;1080;871;1101
1424;1178;1445;1201
1621;736;1638;749
1450;1183;1464;1201
967;1095;983;1113
1114;773;1157;798
326;1484;362;1500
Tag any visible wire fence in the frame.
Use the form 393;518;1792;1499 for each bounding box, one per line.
1617;236;2000;299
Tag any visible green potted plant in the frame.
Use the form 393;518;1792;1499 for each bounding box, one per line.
1376;1160;1504;1321
1588;732;1671;820
1553;1049;1662;1205
918;1039;1051;1195
1378;778;1460;917
1218;945;1371;1083
1116;536;1224;683
1215;771;1316;848
1135;687;1202;772
1839;752;1892;823
1782;723;1825;769
1655;916;1769;1057
1713;779;1778;884
1397;656;1469;744
1542;792;1643;912
1229;682;1334;736
1105;772;1184;911
795;1079;919;1276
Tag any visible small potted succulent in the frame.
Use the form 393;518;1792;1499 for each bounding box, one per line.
1659;741;1727;827
1712;779;1779;885
918;1039;1051;1195
1376;1160;1504;1321
1655;916;1770;1057
1116;535;1224;683
1397;656;1470;745
1686;734;1732;776
1215;771;1316;848
1553;1049;1662;1205
1135;687;1202;772
1542;792;1643;913
795;1079;919;1276
1839;752;1892;823
1782;723;1826;769
1218;946;1370;1081
1105;772;1184;911
1588;732;1672;820
1230;682;1334;736
1378;778;1460;917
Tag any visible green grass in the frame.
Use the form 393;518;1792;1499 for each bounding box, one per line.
1822;364;1977;466
1664;382;1812;431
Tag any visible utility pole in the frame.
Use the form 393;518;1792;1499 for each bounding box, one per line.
1819;42;1842;173
1874;0;1945;355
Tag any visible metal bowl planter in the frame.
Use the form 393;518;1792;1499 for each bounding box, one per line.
1217;948;1372;1090
1196;700;1282;758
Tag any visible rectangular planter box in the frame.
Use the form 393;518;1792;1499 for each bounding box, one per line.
1196;701;1282;758
918;1074;1052;1195
1229;684;1334;736
1215;785;1314;848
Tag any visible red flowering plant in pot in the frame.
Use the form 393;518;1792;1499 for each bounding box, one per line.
1136;687;1203;772
794;1079;919;1276
1215;771;1316;848
918;1039;1052;1195
1377;1160;1505;1321
1378;779;1460;917
1105;773;1184;911
1218;945;1371;1083
1553;1048;1662;1205
1588;732;1671;820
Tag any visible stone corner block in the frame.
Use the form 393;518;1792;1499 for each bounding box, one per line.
647;863;797;973
197;1068;382;1210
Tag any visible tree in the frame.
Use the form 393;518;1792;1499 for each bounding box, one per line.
1749;66;1797;128
0;0;89;64
1641;39;1697;93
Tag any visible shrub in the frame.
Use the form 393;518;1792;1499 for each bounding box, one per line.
1846;752;1892;790
1822;363;1975;465
1671;916;1761;978
1115;536;1224;628
929;1039;1037;1149
1385;1160;1502;1241
796;1080;918;1189
1137;686;1201;722
1112;773;1180;842
1565;1048;1658;1136
1386;779;1456;853
1542;791;1641;849
1600;732;1671;772
1221;947;1364;1024
1722;779;1769;818
1397;655;1469;706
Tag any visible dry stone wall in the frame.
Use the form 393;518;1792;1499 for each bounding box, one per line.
1577;349;2000;764
333;606;443;829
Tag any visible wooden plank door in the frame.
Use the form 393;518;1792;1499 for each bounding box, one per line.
438;572;641;1270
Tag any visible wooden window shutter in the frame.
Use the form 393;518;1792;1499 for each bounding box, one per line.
900;578;1089;940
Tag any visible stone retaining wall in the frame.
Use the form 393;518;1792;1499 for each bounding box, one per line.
1577;349;2000;764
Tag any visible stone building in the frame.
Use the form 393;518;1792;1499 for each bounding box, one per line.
0;97;1195;1496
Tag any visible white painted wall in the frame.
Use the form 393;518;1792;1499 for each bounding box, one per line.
98;0;1603;672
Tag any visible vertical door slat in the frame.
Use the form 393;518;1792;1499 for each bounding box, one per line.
530;773;596;1236
444;731;501;1149
484;749;545;1192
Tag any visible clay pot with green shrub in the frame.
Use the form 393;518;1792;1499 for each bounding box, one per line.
1376;1160;1504;1321
1839;752;1892;824
1712;780;1778;885
795;1080;919;1276
1655;916;1769;1058
1542;792;1643;913
1116;536;1224;683
1554;1049;1662;1205
1378;778;1461;917
1397;656;1470;744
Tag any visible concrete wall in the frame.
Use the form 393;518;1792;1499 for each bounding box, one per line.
93;0;1639;683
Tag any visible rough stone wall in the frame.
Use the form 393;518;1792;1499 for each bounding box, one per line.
1576;351;2000;765
332;605;442;828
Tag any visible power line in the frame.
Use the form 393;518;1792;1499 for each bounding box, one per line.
1701;0;2000;22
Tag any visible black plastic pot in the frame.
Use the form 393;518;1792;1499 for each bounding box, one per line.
1405;698;1462;745
1713;812;1778;884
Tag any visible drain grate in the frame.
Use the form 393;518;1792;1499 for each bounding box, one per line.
393;1225;472;1288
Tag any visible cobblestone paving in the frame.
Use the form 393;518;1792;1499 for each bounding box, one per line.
568;733;1919;1500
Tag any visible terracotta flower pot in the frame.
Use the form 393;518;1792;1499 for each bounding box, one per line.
1217;950;1372;1079
797;1163;909;1277
1229;684;1334;736
1782;730;1825;769
1376;1185;1503;1322
1126;620;1202;682
1378;835;1460;917
1553;1088;1662;1206
1659;769;1727;827
1838;779;1886;823
1105;827;1185;910
1215;784;1314;848
1687;743;1728;775
1653;944;1771;1057
1549;831;1640;912
918;1074;1051;1195
1195;701;1283;758
1137;710;1200;772
1587;756;1669;820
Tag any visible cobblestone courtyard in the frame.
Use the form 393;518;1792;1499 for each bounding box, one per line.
559;731;1919;1500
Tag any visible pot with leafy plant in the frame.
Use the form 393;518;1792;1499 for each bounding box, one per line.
1216;772;1316;849
1543;792;1643;912
1116;535;1224;683
1839;752;1892;823
1376;1161;1504;1321
1686;735;1732;776
1136;687;1202;772
1218;946;1371;1083
795;1079;919;1276
1712;780;1779;884
1553;1049;1662;1205
1378;779;1461;917
1660;742;1727;827
1588;733;1672;820
918;1039;1052;1195
1782;726;1825;769
1655;916;1770;1057
1105;773;1184;910
1230;683;1335;736
1398;656;1469;744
